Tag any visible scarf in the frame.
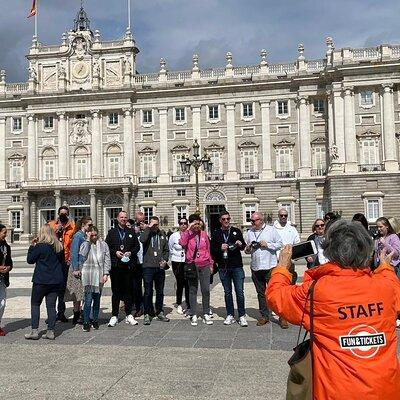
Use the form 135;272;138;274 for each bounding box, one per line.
81;241;106;294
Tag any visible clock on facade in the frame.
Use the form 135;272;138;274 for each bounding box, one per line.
72;61;90;79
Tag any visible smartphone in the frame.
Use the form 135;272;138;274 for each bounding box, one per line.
291;241;317;260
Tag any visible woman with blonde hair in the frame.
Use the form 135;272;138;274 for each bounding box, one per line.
25;225;65;340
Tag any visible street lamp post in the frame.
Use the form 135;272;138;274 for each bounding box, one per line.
180;139;213;214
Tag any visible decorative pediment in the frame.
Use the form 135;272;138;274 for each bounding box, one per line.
311;137;326;145
356;130;380;139
171;145;190;153
273;139;295;148
138;146;157;154
238;141;259;149
8;152;26;160
204;142;224;151
70;120;91;145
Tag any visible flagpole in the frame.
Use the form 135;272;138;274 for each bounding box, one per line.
34;0;38;38
128;0;131;31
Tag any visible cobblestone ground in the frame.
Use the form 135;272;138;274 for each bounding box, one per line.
1;246;399;399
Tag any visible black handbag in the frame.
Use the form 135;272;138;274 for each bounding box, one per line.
184;235;199;280
286;280;316;400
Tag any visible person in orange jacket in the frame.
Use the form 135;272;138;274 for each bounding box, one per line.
267;219;400;400
48;206;75;322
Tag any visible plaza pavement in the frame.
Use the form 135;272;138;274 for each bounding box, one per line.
1;245;399;400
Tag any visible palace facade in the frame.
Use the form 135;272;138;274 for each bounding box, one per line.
1;7;400;240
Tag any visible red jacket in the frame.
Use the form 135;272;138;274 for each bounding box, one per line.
267;262;400;400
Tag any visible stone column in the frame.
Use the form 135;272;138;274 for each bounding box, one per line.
226;103;238;180
27;114;37;180
91;110;102;178
0;117;6;189
260;101;273;179
22;192;30;237
192;106;201;144
332;88;345;170
343;87;358;172
57;112;68;179
54;189;62;212
382;83;398;171
327;90;335;147
97;198;103;236
123;108;134;177
122;187;130;212
158;108;169;183
30;199;37;236
89;188;97;225
298;96;311;177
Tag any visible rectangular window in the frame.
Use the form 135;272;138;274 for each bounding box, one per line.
277;101;289;115
241;149;256;173
143;110;153;124
245;187;255;195
177;189;186;197
173;153;187;176
144;190;153;198
12;195;21;203
108;113;119;126
361;140;378;165
244;204;257;223
313;99;325;113
209;151;221;174
175;108;185;122
142;207;154;222
12;117;22;131
108;156;120;178
366;199;380;222
141;154;155;177
43;116;54;129
76;158;88;179
208;105;219;120
361;91;374;106
43;160;55;180
176;205;188;223
10;160;23;182
243;103;253;118
313;146;326;170
277;148;292;171
11;211;21;230
316;203;325;219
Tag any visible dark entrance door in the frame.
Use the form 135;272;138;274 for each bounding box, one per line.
205;204;226;236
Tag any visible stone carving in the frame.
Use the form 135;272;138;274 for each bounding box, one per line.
329;144;339;161
68;195;90;206
29;66;37;81
70;120;91;145
124;58;132;75
93;59;100;77
205;190;226;202
104;194;123;205
72;36;88;59
39;197;55;208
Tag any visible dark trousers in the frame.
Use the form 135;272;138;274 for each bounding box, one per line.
251;269;273;318
143;267;165;315
172;261;190;308
57;263;68;317
132;264;143;311
110;267;134;317
219;267;246;317
31;283;59;330
83;291;101;324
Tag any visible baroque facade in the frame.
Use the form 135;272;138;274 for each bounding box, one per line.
1;7;400;241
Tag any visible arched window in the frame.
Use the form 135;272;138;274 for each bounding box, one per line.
41;147;57;181
106;145;123;178
73;146;90;179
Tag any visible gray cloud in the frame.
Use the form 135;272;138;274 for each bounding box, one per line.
1;0;400;82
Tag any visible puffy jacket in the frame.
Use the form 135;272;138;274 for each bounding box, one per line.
48;219;75;264
179;230;213;268
267;262;400;400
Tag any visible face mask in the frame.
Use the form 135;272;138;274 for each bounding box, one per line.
59;214;68;224
121;255;130;263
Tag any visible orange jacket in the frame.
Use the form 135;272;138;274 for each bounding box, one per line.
48;219;75;264
267;262;400;400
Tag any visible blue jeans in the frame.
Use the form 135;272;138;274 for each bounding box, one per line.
83;291;101;324
142;267;165;315
218;267;245;318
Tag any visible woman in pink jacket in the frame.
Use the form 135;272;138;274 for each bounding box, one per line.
179;214;214;326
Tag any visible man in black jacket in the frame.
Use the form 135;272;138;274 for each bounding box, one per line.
210;210;248;327
140;216;170;325
105;211;140;327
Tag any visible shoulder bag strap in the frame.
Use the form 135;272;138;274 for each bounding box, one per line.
191;234;199;264
296;280;316;346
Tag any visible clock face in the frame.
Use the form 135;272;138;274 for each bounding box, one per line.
72;62;89;79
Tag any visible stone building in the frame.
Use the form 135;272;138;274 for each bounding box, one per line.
1;6;400;241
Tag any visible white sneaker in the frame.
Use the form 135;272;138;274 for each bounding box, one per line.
190;315;198;326
209;308;214;318
271;311;278;320
203;314;213;325
108;316;118;327
125;314;138;326
177;305;184;315
239;316;248;327
224;315;236;325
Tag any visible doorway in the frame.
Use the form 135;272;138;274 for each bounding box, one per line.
104;207;122;236
205;204;226;236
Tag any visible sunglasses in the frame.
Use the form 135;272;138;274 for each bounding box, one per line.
279;214;288;218
315;224;325;228
221;217;231;221
250;218;260;223
179;221;188;225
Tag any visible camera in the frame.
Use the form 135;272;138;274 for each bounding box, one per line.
228;244;237;251
251;241;261;250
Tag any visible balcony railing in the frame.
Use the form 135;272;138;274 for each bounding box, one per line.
7;182;22;189
139;176;158;183
205;173;225;181
311;169;327;177
239;172;260;180
21;177;132;188
275;171;296;178
359;164;384;172
171;175;190;182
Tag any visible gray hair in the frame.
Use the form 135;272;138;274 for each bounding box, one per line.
322;220;373;268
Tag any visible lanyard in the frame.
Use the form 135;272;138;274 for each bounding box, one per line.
118;228;126;242
252;224;266;242
151;234;159;251
222;229;230;244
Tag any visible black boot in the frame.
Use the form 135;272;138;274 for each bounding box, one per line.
72;311;80;325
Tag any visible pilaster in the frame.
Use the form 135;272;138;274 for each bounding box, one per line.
226;103;238;180
123;108;134;177
297;96;311;177
57;112;68;179
343;87;358;173
89;188;97;225
91;110;102;178
27;114;37;181
158;108;169;183
332;87;345;172
0;117;6;189
260;101;273;179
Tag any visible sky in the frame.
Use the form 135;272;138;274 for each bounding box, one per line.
1;0;400;82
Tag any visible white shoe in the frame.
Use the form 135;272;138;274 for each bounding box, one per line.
125;314;138;326
203;314;213;325
209;308;214;318
239;316;248;327
224;315;236;325
190;315;198;326
271;311;278;320
108;316;118;327
177;305;184;315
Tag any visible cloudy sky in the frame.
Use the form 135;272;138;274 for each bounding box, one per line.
1;0;400;82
